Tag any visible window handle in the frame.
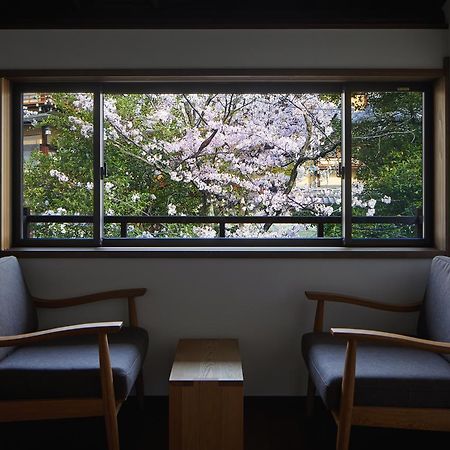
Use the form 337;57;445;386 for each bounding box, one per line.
100;163;108;180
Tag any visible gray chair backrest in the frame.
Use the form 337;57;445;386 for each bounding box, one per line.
0;256;37;361
417;256;450;360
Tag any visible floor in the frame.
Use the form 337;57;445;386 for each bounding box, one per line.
1;397;448;450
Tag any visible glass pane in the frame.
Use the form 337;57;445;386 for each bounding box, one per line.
351;91;424;239
22;92;94;239
103;92;342;239
226;223;321;239
104;221;219;239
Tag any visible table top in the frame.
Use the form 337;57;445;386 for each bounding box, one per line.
169;338;243;382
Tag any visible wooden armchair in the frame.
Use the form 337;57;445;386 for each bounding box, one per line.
302;256;450;450
0;256;148;450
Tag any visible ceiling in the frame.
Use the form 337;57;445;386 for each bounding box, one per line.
2;0;448;28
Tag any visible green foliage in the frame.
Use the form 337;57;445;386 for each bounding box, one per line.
351;91;423;238
106;95;203;216
24;93;206;238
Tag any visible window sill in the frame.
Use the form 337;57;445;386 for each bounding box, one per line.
1;246;445;259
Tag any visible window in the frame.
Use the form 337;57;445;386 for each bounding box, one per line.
12;82;432;247
21;92;95;240
349;88;430;244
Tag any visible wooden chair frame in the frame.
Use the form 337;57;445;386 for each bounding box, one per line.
0;288;147;450
305;291;450;450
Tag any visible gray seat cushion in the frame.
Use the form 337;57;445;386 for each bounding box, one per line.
418;256;450;361
0;326;148;402
0;256;37;361
302;332;450;410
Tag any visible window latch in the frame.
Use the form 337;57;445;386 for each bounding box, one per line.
100;163;108;180
337;162;345;178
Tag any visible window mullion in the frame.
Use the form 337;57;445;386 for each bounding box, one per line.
93;90;104;246
423;88;434;245
342;88;352;246
13;89;24;245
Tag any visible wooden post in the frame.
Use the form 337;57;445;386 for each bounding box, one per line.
127;297;138;327
127;296;145;410
99;333;120;450
0;78;12;250
314;300;325;333
336;340;357;450
306;300;324;416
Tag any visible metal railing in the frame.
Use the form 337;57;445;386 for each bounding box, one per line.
23;209;423;239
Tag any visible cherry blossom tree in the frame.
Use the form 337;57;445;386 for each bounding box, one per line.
100;93;342;218
24;90;412;239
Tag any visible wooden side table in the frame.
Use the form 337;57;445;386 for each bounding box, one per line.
169;339;244;450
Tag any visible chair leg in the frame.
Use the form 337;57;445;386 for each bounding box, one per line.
306;376;316;417
99;333;121;450
135;370;145;411
104;402;120;450
336;411;352;450
336;340;357;450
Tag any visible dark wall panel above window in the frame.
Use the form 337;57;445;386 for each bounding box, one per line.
0;0;447;29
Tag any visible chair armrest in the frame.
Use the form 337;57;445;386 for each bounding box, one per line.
305;291;422;312
32;288;147;308
331;328;450;354
33;288;146;327
305;291;421;333
0;321;123;347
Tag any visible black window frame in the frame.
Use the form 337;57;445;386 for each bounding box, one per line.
12;81;434;248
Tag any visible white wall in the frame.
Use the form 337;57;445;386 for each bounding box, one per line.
0;29;447;69
3;26;448;395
